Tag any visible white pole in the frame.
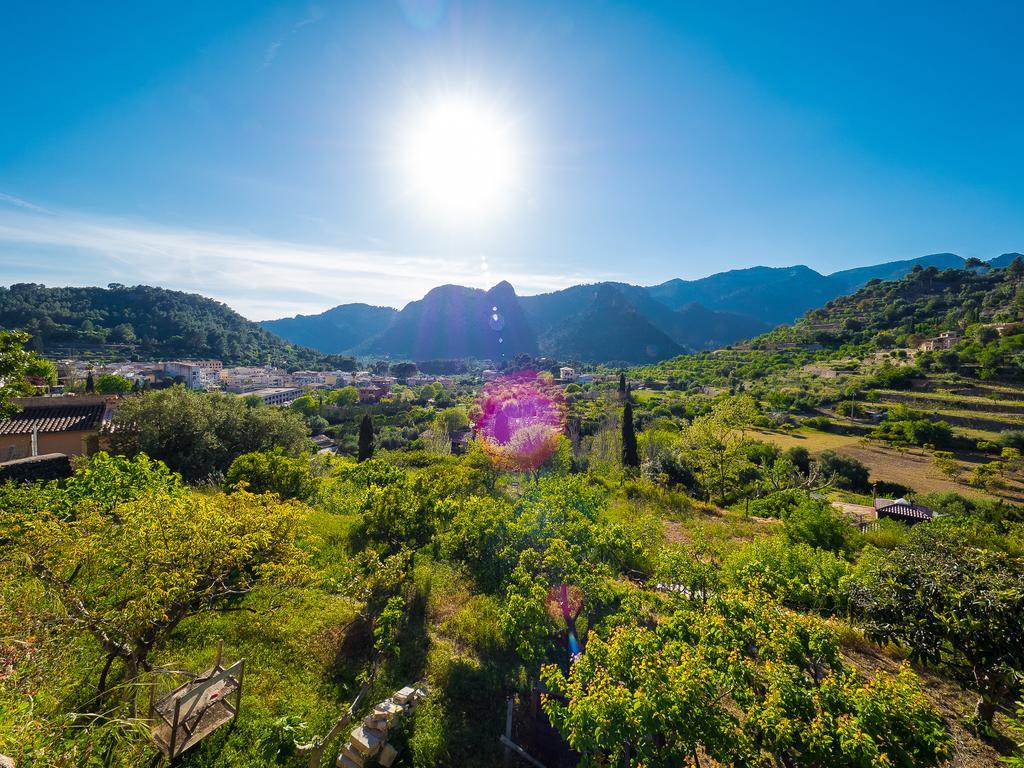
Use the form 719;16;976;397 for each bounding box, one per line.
31;428;38;457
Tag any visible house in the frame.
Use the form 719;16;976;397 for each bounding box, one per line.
559;367;577;382
873;496;933;524
310;434;337;454
246;387;304;406
164;360;223;390
292;370;328;387
0;395;114;460
220;366;289;393
918;331;960;352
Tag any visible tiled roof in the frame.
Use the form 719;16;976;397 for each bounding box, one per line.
876;499;933;520
0;402;106;435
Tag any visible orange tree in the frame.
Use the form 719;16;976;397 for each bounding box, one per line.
541;590;951;768
0;455;311;703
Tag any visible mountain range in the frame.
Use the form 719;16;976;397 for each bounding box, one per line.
263;252;1022;363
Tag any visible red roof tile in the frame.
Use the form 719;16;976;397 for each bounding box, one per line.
0;402;106;435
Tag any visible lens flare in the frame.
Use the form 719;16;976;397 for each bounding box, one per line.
474;370;565;471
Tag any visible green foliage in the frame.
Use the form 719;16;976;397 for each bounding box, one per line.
1004;701;1024;767
850;520;1024;723
24;354;57;386
95;372;133;394
0;330;32;417
816;450;870;491
0;470;311;708
434;406;469;433
408;694;449;767
725;537;850;614
327;385;360;406
748;489;801;518
621;400;639;468
542;591;951;767
782;497;859;554
0;282;349;366
358;413;374;462
108;386;310;481
682;395;758;503
227;450;320;500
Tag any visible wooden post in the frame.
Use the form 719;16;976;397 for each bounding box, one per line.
168;696;182;759
147;675;156;725
235;658;245;717
503;697;513;767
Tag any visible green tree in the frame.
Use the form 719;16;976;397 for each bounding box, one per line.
327;385;360;406
725;537;850;614
781;497;858;554
542;591;950;767
227;450;319;500
95;373;132;394
358;413;374;462
850;521;1024;724
109;323;136;344
0;475;309;703
435;406;469;434
107;386;310;481
683;395;758;503
24;355;57;387
0;330;32;416
85;370;95;393
621;400;639;469
389;361;417;381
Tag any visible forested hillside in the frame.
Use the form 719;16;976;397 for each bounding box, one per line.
644;258;1024;389
0;283;348;366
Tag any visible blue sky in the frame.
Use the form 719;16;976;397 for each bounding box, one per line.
1;1;1022;319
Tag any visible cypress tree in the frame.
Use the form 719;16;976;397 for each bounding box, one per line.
618;371;627;398
621;400;639;468
357;413;374;462
85;371;95;393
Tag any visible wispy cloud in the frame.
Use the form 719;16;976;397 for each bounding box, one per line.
0;196;605;320
262;4;327;70
0;192;51;214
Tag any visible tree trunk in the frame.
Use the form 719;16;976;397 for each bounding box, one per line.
97;653;117;697
974;695;996;726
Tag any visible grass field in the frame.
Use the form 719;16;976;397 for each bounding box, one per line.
752;428;1024;502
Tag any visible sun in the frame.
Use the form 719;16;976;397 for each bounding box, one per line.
401;96;521;222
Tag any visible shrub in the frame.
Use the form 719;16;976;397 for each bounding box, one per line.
860;518;910;550
781;497;858;554
226;450;319;501
999;429;1024;451
815;450;870;491
725;537;851;614
803;415;832;431
747;489;801;519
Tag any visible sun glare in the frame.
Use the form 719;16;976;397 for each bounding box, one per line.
401;97;520;222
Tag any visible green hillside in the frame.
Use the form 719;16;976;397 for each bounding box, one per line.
0;283;352;367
